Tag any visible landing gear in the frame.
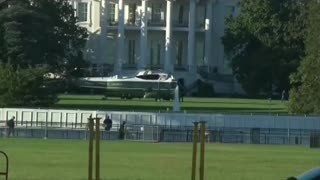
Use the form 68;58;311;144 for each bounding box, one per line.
121;94;125;99
121;94;133;100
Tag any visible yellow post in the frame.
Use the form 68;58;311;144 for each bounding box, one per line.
199;121;206;180
191;122;198;180
95;117;101;180
88;117;94;180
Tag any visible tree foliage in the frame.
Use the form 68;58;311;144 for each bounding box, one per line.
0;0;88;73
223;0;306;96
0;0;88;106
0;64;58;107
288;0;320;114
0;4;49;67
32;0;88;74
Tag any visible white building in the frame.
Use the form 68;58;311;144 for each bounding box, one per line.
71;0;242;93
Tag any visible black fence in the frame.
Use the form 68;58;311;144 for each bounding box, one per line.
158;127;316;145
1;121;320;146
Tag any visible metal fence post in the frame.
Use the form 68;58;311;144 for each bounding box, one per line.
44;114;48;140
191;122;198;180
95;117;100;180
287;118;290;144
88;117;94;180
199;121;206;180
143;125;145;141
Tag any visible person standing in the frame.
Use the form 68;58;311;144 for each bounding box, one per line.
103;115;112;131
6;116;15;137
281;90;286;102
119;121;126;140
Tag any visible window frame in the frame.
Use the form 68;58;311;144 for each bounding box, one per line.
108;3;116;23
77;2;88;22
151;4;162;24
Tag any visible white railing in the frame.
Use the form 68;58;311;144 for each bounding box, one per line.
0;108;320;130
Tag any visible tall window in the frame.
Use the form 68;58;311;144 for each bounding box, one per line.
196;40;205;65
151;4;162;23
150;42;154;65
178;5;184;24
176;41;183;66
128;40;135;64
78;2;88;22
108;3;116;23
156;42;161;65
150;40;161;65
128;3;136;24
196;6;205;27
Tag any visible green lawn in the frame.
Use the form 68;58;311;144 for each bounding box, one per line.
54;94;288;114
0;138;319;180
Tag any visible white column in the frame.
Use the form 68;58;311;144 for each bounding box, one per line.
100;0;108;65
165;0;173;73
204;0;212;68
72;0;77;17
116;0;125;73
139;0;148;69
187;0;196;73
88;1;92;27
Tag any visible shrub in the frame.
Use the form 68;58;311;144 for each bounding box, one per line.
0;64;58;107
195;80;215;97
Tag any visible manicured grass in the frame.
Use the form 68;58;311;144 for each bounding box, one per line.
0;138;318;180
54;94;288;114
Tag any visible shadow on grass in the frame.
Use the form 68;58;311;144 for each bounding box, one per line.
59;96;285;106
53;103;286;114
59;97;104;101
59;97;154;102
185;100;282;106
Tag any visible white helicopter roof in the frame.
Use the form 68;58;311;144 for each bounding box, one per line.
80;69;175;82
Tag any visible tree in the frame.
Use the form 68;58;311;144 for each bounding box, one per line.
223;0;306;96
288;0;320;114
0;4;49;68
0;64;58;107
0;0;8;10
32;0;88;75
0;0;88;74
0;0;88;106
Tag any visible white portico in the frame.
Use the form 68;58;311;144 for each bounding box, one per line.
73;0;240;91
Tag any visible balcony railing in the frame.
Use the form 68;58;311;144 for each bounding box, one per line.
173;21;188;27
146;64;163;70
148;20;166;26
126;18;141;26
107;20;190;28
174;65;188;71
108;21;118;26
122;63;137;70
196;23;205;28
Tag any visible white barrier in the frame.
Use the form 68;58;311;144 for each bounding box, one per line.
0;108;320;130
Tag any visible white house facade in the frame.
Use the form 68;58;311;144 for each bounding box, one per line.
70;0;242;93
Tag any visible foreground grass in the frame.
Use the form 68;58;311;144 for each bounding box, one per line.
0;138;319;180
54;94;288;114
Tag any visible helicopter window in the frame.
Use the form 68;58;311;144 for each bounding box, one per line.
136;74;160;80
159;75;167;80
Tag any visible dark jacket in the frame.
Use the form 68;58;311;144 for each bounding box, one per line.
103;118;112;131
7;119;14;128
